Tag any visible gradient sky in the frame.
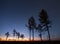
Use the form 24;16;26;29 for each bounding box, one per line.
0;0;60;40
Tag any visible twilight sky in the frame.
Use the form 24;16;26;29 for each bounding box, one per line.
0;0;60;40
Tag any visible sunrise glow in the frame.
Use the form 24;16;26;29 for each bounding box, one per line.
0;37;42;41
0;37;29;41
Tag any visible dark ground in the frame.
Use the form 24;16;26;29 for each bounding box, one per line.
0;41;60;44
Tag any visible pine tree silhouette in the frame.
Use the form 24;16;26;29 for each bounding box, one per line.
38;9;51;40
26;16;36;41
5;32;10;40
13;29;17;40
28;16;36;41
16;32;20;40
20;34;24;40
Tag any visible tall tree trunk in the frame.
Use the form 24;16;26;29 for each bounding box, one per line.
29;29;31;41
46;25;50;40
32;29;34;41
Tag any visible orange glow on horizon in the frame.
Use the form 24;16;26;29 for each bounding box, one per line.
0;37;41;41
0;37;29;41
0;36;51;41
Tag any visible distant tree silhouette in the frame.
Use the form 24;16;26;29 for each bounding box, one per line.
26;16;36;41
20;34;24;40
5;32;10;40
13;29;17;39
13;29;16;36
38;9;51;40
16;32;20;40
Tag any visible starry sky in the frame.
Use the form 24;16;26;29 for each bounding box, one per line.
0;0;60;40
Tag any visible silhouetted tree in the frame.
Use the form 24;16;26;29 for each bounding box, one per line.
16;32;20;40
13;29;17;40
30;16;36;41
38;9;51;40
13;29;16;36
20;34;24;40
5;32;9;40
26;16;36;41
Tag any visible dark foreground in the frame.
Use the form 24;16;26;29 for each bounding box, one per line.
0;41;60;44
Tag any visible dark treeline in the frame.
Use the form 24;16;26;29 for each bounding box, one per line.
5;29;24;40
26;9;51;41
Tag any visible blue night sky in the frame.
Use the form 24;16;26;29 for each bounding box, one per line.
0;0;60;40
